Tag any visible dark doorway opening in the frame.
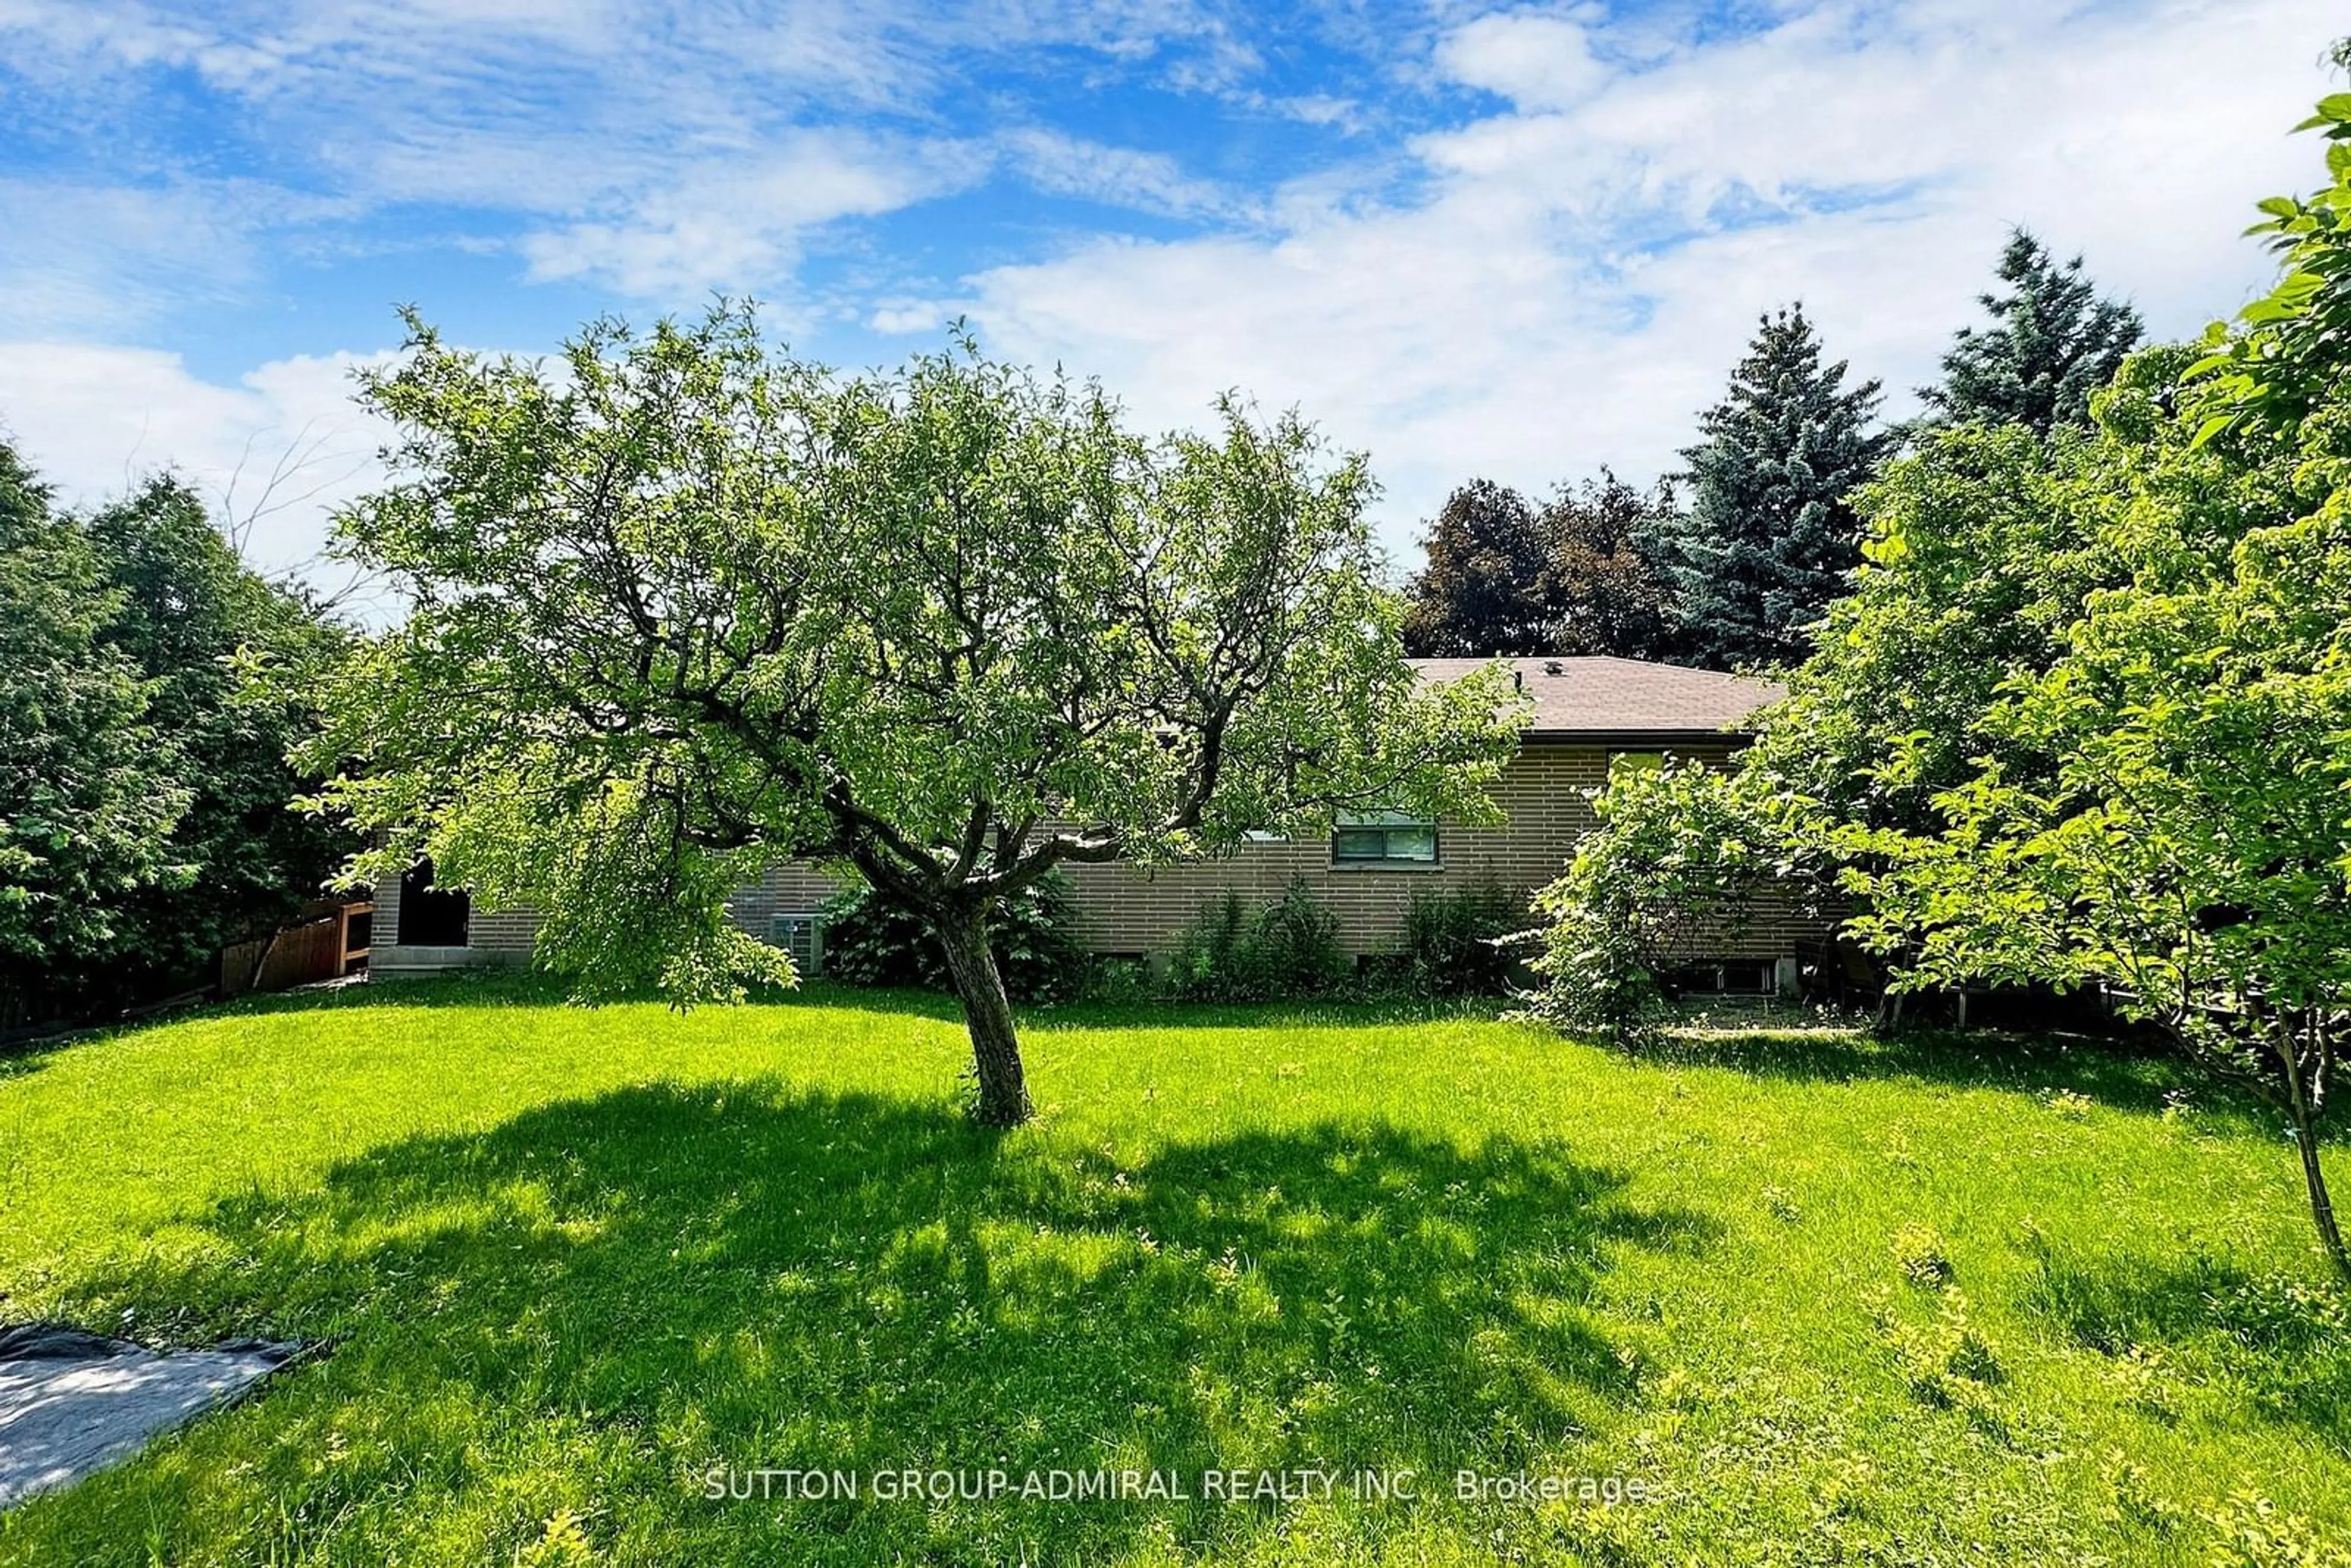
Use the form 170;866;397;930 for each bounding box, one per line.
398;860;470;948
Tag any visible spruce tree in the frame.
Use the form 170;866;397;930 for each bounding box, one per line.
1922;230;2142;435
1667;307;1891;670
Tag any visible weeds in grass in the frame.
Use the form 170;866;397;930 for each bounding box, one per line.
2203;1488;2351;1568
2042;1087;2096;1120
514;1509;599;1568
1872;1285;2001;1419
1891;1223;1954;1288
2099;1451;2183;1532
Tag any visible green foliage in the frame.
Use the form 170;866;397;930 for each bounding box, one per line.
0;445;186;1027
1397;878;1524;997
1662;307;1894;670
1741;411;2132;838
1892;1222;1955;1288
1403;473;1678;660
0;448;354;1026
77;476;358;1006
1526;759;1777;1046
2188;91;2351;449
308;306;1521;1117
2202;1490;2351;1568
820;872;1086;1003
1875;1286;2003;1413
1166;879;1350;1002
1831;333;2351;1267
1731;103;2351;1274
1921;230;2144;436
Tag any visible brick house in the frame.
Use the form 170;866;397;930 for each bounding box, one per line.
370;655;1828;986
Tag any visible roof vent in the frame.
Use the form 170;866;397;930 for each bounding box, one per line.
1543;660;1564;677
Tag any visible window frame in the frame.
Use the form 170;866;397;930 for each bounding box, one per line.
1330;811;1441;869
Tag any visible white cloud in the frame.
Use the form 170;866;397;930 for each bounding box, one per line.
1278;94;1366;132
1000;127;1252;220
955;0;2342;561
0;342;399;595
517;132;985;298
1434;13;1611;111
0;0;1257;313
0;178;342;337
2;0;2341;601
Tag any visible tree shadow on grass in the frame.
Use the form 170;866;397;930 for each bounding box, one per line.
129;969;1517;1033
0;1034;74;1085
2022;1237;2351;1446
1635;1023;2204;1118
10;1083;1709;1566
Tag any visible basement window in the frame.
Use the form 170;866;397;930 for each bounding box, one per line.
1332;813;1439;866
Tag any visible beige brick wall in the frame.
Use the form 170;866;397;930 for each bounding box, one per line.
375;739;1834;965
371;869;542;955
372;871;399;942
1052;741;1620;955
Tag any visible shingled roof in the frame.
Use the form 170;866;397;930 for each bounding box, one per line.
1412;655;1784;740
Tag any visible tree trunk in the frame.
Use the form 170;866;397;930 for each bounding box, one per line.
2295;1123;2348;1281
2278;1024;2348;1281
932;904;1032;1128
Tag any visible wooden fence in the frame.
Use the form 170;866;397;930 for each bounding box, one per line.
220;901;372;998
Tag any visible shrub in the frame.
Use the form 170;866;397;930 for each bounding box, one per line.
1398;879;1526;996
1168;879;1350;1002
820;873;1086;1003
1526;759;1778;1046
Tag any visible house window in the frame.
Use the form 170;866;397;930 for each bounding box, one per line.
1608;749;1667;779
1332;812;1439;866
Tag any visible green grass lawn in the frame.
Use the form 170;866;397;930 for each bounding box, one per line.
1;976;2345;1566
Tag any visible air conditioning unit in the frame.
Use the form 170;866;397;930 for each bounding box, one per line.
767;912;825;977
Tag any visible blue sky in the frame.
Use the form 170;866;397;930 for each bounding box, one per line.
0;0;2340;591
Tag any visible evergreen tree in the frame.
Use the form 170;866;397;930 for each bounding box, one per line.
0;444;186;1027
1666;307;1891;670
80;476;358;1006
1401;479;1551;656
1922;230;2143;435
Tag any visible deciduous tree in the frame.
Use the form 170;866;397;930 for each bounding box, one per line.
1403;473;1678;661
1401;479;1552;656
1535;472;1678;661
307;309;1523;1125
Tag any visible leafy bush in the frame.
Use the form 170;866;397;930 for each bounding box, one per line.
1168;879;1350;1002
820;873;1086;1004
1398;879;1526;996
1526;759;1778;1046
